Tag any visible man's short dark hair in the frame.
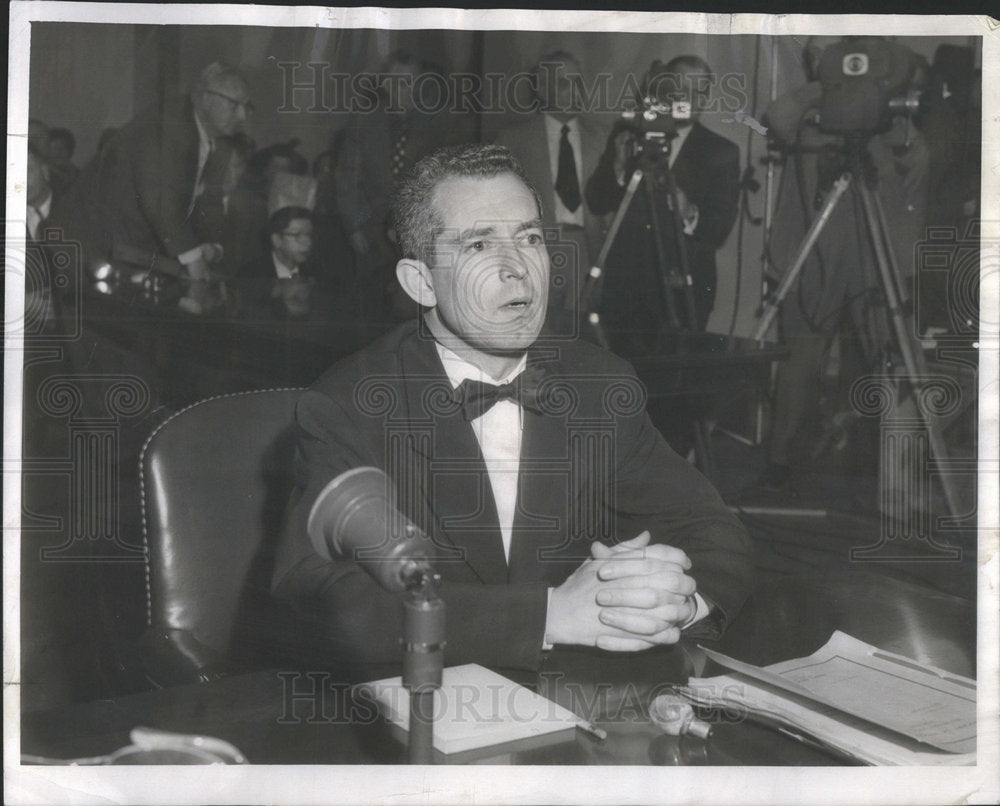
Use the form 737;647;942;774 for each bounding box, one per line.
251;141;309;176
269;206;313;236
392;143;541;263
48;127;76;157
644;55;715;100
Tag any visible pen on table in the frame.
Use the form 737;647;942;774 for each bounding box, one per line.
578;721;608;741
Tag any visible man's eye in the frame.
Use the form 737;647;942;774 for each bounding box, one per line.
525;232;543;245
466;240;486;252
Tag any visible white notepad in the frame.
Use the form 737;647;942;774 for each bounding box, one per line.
358;664;582;756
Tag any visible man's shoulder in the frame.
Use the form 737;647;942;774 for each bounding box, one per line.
310;320;426;397
692;122;740;157
535;336;637;377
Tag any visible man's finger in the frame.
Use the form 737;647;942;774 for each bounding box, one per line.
598;544;691;570
596;588;692;615
595;635;657;652
595;626;682;652
590;530;650;559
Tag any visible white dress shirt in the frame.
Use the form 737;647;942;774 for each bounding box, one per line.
27;193;52;240
437;344;525;563
544;114;585;227
272;251;301;279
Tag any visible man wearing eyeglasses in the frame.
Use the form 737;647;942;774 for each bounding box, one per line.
238;206;319;319
62;61;252;311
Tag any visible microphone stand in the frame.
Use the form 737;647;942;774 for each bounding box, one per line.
399;559;444;764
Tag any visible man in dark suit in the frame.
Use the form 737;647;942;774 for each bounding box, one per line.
68;62;250;310
586;56;740;347
238;206;321;318
272;143;752;675
494;50;609;323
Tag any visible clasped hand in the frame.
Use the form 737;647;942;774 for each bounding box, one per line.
546;531;697;652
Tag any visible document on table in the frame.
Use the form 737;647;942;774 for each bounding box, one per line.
358;664;582;757
681;631;976;765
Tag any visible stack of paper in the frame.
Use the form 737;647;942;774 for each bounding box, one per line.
680;631;976;765
359;664;582;759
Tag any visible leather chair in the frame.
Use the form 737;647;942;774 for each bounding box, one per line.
138;388;305;687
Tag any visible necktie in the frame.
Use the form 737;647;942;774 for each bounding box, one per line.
193;139;229;242
454;368;548;421
555;124;581;212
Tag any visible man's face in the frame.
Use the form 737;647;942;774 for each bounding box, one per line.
426;173;549;355
197;76;251;138
271;217;314;267
48;139;71;165
26;151;51;207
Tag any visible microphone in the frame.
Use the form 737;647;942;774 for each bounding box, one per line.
306;466;437;594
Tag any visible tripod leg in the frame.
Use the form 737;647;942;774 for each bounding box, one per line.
753;175;852;341
856;181;963;519
641;178;682;332
580;170;644;348
662;170;700;330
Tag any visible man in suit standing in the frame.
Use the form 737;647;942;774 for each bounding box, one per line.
273;143;751;676
494;50;608;326
69;62;251;311
335;51;472;324
587;56;740;348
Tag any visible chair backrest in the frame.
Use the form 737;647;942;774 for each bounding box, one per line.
139;388;303;685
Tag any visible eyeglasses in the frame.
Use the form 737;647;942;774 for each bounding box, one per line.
203;90;255;114
280;230;313;241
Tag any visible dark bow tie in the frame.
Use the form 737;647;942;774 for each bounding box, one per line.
454;366;547;420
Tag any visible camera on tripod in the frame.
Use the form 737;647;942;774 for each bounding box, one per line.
816;37;921;135
618;95;691;162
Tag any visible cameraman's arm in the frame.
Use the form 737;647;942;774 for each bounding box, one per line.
688;137;740;249
585;128;629;215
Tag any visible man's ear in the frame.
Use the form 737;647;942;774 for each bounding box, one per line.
270;232;282;252
396;258;437;308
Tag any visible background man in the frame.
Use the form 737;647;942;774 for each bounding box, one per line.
239;206;319;318
46;127;80;197
63;61;251;310
334;51;472;324
586;55;740;346
273;143;751;676
493;50;608;326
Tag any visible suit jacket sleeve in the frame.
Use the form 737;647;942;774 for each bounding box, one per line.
132;117;201;258
272;387;550;672
686;131;740;250
609;381;753;639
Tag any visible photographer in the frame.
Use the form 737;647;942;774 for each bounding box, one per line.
586;55;739;347
755;37;930;491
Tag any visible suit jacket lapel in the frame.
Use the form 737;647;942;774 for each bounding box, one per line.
395;328;508;584
507;347;589;583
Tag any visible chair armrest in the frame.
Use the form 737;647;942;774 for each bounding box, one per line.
137;628;240;688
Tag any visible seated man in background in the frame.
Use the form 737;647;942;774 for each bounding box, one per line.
272;143;752;677
239;206;319;319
